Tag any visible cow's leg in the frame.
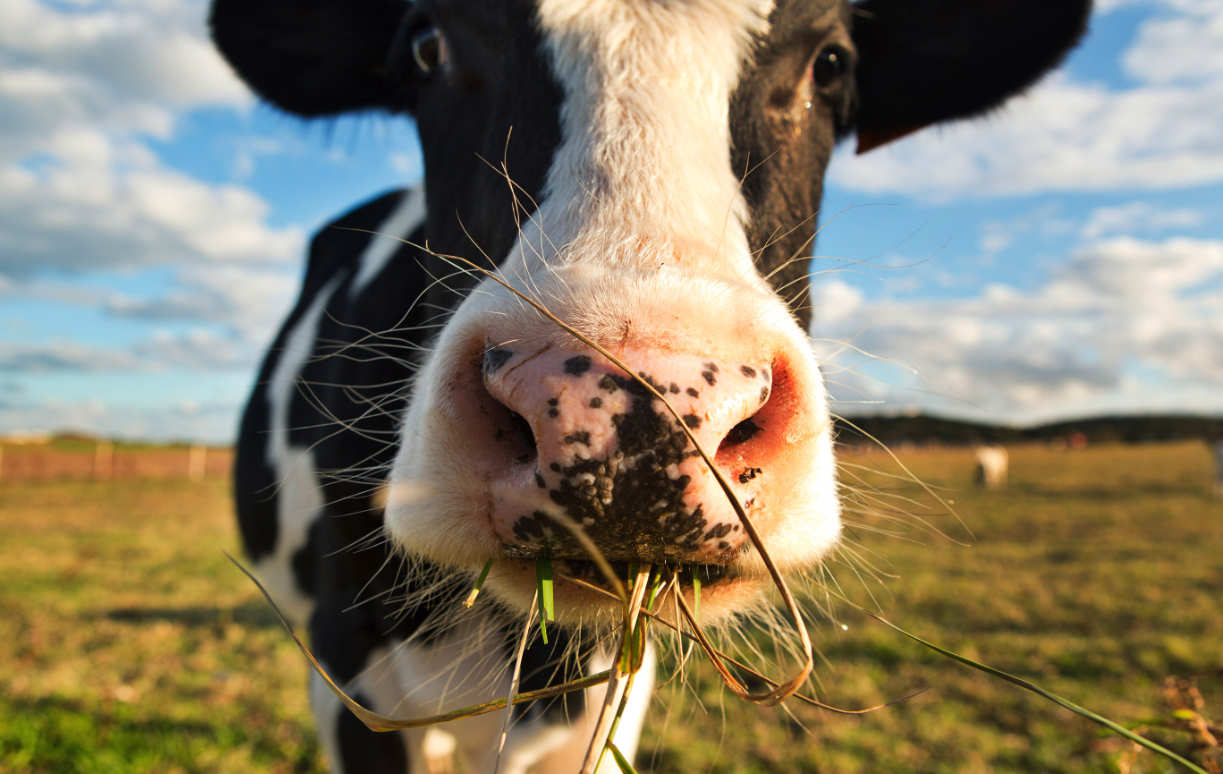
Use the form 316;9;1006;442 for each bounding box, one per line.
530;643;657;774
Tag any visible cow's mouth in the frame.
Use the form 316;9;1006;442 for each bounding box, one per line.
547;557;734;591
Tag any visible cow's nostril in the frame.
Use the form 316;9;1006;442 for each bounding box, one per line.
505;409;537;464
719;417;761;451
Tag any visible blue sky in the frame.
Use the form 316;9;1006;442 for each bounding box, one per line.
1;0;1221;443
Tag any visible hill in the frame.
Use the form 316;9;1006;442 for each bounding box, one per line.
834;413;1223;446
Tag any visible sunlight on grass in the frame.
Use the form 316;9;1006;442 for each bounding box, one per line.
1;442;1220;773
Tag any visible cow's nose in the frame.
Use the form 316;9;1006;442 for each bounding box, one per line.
477;345;780;563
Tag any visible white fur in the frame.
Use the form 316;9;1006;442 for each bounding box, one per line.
258;275;342;626
522;0;773;284
372;610;653;774
351;186;427;298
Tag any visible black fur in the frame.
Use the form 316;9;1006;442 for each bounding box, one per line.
339;692;411;773
854;0;1093;134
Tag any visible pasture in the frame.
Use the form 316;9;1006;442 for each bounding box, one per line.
2;441;1220;773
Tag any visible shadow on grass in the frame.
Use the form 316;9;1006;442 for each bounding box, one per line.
102;602;282;629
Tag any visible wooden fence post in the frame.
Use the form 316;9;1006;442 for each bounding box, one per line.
188;444;207;482
1212;440;1223;499
94;440;113;481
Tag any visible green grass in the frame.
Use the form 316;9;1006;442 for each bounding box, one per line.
0;479;320;774
2;443;1220;773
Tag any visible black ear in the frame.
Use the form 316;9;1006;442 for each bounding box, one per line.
851;0;1092;152
210;0;409;118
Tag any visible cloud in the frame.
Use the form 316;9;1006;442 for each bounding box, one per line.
813;236;1223;421
829;2;1223;199
1080;202;1203;239
0;0;301;280
1122;0;1223;85
977;203;1077;256
0;129;304;277
0;396;242;444
0;339;145;373
0;327;262;375
108;264;299;338
0;0;305;410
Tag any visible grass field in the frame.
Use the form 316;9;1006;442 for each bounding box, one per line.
2;442;1220;773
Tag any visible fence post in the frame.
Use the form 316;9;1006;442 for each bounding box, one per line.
94;440;113;481
1213;440;1223;499
188;444;207;482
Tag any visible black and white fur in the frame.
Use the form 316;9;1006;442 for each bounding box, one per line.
213;0;1090;771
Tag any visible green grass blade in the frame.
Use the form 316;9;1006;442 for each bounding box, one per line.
609;743;638;774
535;557;554;644
844;600;1209;774
691;565;701;618
647;569;663;610
463;559;494;608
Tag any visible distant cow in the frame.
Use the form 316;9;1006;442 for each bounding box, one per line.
210;0;1089;771
975;446;1009;491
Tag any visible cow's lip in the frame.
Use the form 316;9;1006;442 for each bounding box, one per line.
508;556;735;592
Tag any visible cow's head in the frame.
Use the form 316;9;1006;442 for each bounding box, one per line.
213;0;1089;623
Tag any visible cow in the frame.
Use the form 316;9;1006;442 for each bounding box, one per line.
209;0;1091;771
974;446;1009;491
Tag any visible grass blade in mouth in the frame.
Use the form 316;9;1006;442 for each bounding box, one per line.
227;552;610;731
535;557;554;644
691;564;701;618
609;743;638;774
463;558;494;608
647;571;663;608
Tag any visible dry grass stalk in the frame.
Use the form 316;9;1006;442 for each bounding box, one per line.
580;563;653;774
227;554;609;731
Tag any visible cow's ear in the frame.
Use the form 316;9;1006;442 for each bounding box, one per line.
210;0;410;118
851;0;1092;153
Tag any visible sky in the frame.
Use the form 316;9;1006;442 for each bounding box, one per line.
0;0;1221;443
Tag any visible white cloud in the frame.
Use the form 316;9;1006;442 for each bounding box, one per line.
0;0;305;405
0;0;301;275
1080;201;1203;239
0;395;243;445
813;236;1223;421
1123;1;1223;84
0;339;145;372
830;1;1223;198
977;203;1076;256
109;264;299;340
0;327;263;375
0;129;304;277
831;75;1223;198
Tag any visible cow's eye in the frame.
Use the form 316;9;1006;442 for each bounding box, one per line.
813;47;847;88
411;26;446;74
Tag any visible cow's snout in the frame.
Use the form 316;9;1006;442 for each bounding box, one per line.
471;345;786;564
386;270;841;618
